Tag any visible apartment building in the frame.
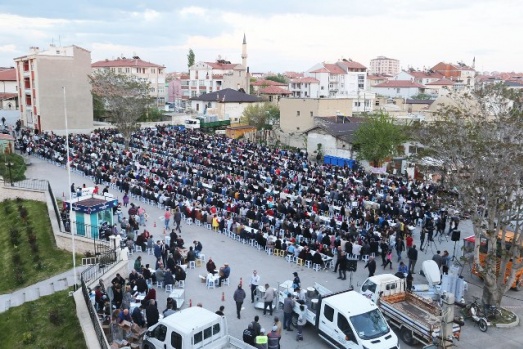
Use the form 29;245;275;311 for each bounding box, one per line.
13;45;93;133
431;61;476;90
304;59;375;112
369;56;400;76
0;68;18;110
92;55;166;106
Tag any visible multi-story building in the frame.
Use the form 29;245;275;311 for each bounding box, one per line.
0;68;18;110
13;45;93;133
369;56;400;76
304;59;375;112
183;35;250;105
288;77;319;98
91;55;166;106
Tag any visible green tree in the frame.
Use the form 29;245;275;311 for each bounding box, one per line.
353;112;408;166
92;94;106;121
90;70;152;146
411;84;523;307
241;103;280;130
187;49;195;70
411;93;432;100
265;74;287;84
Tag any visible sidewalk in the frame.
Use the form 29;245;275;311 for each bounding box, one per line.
0;266;86;313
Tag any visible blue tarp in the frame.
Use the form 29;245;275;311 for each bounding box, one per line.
324;156;355;169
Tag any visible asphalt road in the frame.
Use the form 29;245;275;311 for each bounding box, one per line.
26;156;523;349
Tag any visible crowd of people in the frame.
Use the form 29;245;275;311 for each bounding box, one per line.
20;125;457;269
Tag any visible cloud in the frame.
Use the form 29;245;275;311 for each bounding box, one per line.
179;6;207;17
0;44;17;53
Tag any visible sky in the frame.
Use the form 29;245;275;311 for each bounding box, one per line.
0;0;522;74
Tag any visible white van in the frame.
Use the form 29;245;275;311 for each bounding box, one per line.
142;307;253;349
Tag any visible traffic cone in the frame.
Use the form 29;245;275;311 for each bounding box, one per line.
154;221;156;228
221;292;225;302
189;299;192;307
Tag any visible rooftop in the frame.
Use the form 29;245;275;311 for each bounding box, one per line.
374;80;426;88
258;86;291;95
190;88;262;103
0;68;16;81
92;57;164;69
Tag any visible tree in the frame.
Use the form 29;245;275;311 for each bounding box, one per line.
187;49;195;70
90;70;152;146
411;84;523;307
411;93;432;100
241;103;280;130
265;74;287;84
352;112;408;166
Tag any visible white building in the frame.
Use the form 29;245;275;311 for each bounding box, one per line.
92;55;166;106
369;56;400;76
371;80;426;99
0;68;18;110
288;77;320;98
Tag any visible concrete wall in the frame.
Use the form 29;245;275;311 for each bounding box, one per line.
35;46;93;132
279;98;353;133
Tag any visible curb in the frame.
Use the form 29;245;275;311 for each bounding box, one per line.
495;312;520;328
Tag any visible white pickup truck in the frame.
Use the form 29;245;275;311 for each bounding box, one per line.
142;307;255;349
278;280;400;349
359;273;461;346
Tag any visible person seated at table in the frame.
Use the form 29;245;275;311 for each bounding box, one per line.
206;257;217;275
297;246;308;261
304;248;313;262
186;246;196;262
131;303;146;328
117;308;132;324
286;243;296;256
135;233;147;252
256;232;267;248
155;265;165;285
135;274;148;294
217;263;230;287
176;234;185;249
163;268;175;288
128;269;139;289
312;250;324;268
173;248;183;265
142;264;153;284
193;240;203;257
174;265;187;282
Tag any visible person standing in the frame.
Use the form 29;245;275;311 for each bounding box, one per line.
441;250;450;274
333;246;342;273
383;250;393;270
249;270;261;303
164;208;172;230
396;237;405;262
255;328;268;349
243;323;256;346
174;208;182;233
283;293;295;331
267;326;281;349
233;284;246;319
296;304;306;341
407;245;418;274
432;250;443;269
145;300;159;327
291;272;300;289
380;241;389;266
364;256;377;277
337;251;347;280
263;283;276;316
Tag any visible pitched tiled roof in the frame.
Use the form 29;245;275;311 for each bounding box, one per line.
258;86;291;95
0;68;16;81
406;99;435;105
0;92;17;100
303;118;363;143
374;80;426;88
284;71;304;79
92;57;164;68
338;60;367;70
324;63;346;74
189;88;262;102
309;67;330;74
290;77;319;83
251;79;286;87
409;71;444;79
426;78;455;86
367;74;392;80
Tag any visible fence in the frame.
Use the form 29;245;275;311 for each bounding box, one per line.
79;248;119;349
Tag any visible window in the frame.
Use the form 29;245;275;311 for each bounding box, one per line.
151;68;156;73
338;313;355;340
323;304;334;322
194;331;202;344
375;100;380;106
310;111;313;117
125;68;130;73
354;102;361;107
171;332;182;348
358;74;365;89
151;324;167;342
118;68;122;73
296;111;300;116
321;86;324;90
213;323;221;335
396;88;400;93
204;326;212;340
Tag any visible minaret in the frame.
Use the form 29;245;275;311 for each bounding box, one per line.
242;33;247;68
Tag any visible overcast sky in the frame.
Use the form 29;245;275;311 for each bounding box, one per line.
0;0;521;74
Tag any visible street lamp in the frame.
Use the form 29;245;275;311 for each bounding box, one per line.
4;162;14;186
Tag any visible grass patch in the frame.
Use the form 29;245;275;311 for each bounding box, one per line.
0;199;80;293
0;289;87;349
0;152;27;182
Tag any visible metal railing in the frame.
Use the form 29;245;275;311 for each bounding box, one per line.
79;248;119;349
3;178;49;191
47;181;63;231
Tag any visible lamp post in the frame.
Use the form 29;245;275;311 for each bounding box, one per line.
4;161;14;186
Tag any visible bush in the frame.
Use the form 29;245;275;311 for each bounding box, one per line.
48;309;63;326
9;228;20;246
21;331;35;344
